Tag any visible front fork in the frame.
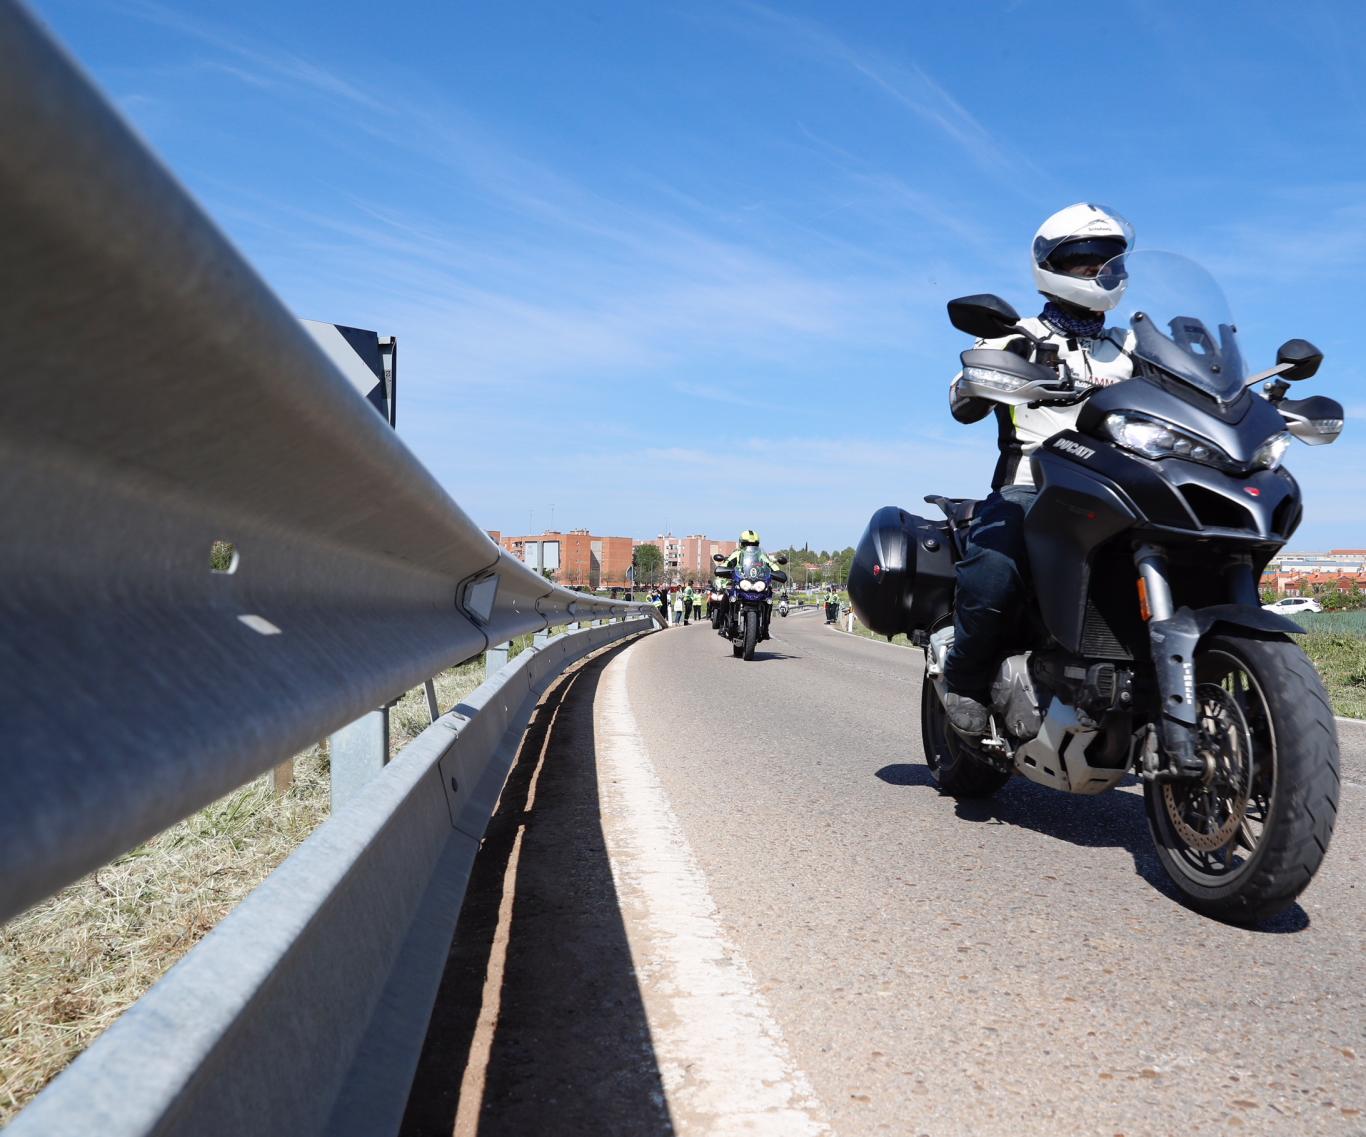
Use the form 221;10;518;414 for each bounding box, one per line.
1134;543;1207;780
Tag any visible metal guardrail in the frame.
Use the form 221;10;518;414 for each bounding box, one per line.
1;5;663;1130
0;1;660;925
8;617;653;1137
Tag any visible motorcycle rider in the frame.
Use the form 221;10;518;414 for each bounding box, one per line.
721;530;781;639
721;530;781;572
943;203;1136;736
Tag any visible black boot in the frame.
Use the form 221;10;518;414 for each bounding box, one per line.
944;692;990;737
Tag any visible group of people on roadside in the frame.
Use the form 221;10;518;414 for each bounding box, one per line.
648;582;708;626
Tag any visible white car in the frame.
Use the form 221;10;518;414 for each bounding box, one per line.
1262;596;1322;615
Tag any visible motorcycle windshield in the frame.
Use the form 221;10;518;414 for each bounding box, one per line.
1105;250;1246;402
737;548;771;582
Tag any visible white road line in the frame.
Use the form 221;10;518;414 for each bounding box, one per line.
596;647;833;1137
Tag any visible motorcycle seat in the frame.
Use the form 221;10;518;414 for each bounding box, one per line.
924;494;980;528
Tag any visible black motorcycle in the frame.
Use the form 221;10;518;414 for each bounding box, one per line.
849;252;1343;923
714;549;788;660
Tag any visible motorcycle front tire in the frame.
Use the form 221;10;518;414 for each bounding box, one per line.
1144;632;1339;924
742;608;759;660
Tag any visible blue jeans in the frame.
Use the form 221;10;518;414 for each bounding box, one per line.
943;485;1036;697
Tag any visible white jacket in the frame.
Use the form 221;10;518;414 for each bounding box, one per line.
950;315;1134;489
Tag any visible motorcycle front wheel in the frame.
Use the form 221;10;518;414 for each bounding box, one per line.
741;608;759;660
919;674;1010;798
1144;633;1339;924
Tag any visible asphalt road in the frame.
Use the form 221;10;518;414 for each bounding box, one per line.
404;611;1365;1137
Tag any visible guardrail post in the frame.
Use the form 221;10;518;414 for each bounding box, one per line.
485;640;509;680
423;678;439;723
329;707;390;811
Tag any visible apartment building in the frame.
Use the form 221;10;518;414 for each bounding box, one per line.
638;533;739;583
500;529;635;589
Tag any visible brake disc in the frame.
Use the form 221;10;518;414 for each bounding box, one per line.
1162;683;1252;853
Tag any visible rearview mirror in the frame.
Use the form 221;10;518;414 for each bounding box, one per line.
712;552;726;563
775;554;788;565
947;294;1021;340
1276;338;1323;381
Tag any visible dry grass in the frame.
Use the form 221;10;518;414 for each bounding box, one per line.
0;653;493;1123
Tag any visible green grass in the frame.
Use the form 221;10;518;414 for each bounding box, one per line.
1296;631;1366;719
1297;610;1366;635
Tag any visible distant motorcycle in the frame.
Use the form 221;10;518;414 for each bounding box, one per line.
714;550;788;660
778;597;790;617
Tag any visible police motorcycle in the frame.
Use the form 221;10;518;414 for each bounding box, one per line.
848;252;1343;923
714;549;789;660
778;591;790;618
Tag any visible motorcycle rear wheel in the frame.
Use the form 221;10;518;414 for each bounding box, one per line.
742;608;759;660
920;675;1010;798
1144;633;1339;924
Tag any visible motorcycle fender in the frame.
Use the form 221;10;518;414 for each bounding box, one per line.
1149;603;1303;737
1186;603;1304;638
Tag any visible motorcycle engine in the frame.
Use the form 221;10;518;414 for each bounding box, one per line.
991;654;1043;740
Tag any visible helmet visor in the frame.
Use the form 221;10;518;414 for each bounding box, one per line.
1048;236;1128;277
1094;252;1129;294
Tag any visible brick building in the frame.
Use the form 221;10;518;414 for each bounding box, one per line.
1261;570;1366;597
500;529;634;589
636;533;739;584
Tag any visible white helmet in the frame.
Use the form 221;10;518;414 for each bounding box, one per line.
1031;203;1134;312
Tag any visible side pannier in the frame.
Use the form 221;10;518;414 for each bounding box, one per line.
847;506;956;638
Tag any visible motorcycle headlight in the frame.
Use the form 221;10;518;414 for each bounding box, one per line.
1101;412;1233;469
1252;431;1292;470
738;579;753;592
752;580;767;592
962;365;1028;394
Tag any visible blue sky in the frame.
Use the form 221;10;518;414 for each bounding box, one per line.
31;0;1366;551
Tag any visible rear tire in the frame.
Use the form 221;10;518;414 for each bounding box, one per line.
1144;633;1339;924
920;674;1009;798
742;608;758;660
